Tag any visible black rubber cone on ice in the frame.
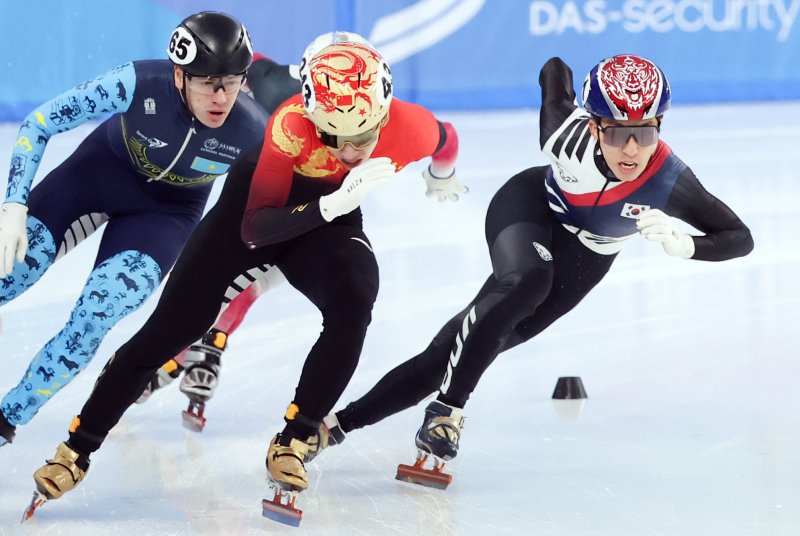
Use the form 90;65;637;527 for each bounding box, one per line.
552;376;587;399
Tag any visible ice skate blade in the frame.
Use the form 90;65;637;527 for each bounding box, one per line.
396;462;452;490
262;494;302;527
181;411;206;432
21;490;48;523
181;402;206;432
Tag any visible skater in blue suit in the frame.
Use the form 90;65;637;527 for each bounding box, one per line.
0;11;268;445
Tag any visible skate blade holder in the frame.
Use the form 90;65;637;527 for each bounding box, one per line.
396;452;452;490
262;488;303;527
21;490;48;524
181;401;206;432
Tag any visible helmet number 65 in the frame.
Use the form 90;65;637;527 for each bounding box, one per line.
169;32;191;61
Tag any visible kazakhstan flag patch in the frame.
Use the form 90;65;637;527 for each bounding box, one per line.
191;156;230;174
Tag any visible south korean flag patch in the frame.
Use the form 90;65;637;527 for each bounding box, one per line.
621;202;650;219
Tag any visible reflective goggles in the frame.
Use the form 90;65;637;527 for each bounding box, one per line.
596;123;660;148
317;123;381;150
185;73;246;95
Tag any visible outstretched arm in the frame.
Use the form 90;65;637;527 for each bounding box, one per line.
538;57;581;149
641;169;754;261
5;62;137;205
1;62;137;276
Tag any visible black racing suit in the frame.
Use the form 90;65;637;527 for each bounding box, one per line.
334;57;753;432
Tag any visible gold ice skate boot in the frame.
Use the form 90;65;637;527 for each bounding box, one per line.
266;433;309;492
33;442;89;499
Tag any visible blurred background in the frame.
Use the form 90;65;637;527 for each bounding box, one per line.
2;0;799;120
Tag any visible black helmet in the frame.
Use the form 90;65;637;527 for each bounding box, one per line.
167;12;253;76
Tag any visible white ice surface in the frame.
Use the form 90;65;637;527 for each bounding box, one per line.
0;102;798;535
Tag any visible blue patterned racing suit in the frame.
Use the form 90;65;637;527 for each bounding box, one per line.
0;60;267;429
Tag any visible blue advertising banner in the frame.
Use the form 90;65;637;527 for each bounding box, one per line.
1;0;798;121
357;0;800;108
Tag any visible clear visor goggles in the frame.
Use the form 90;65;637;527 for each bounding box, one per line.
185;73;246;95
596;123;660;148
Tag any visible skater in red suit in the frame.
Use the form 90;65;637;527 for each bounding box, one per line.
29;31;465;525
